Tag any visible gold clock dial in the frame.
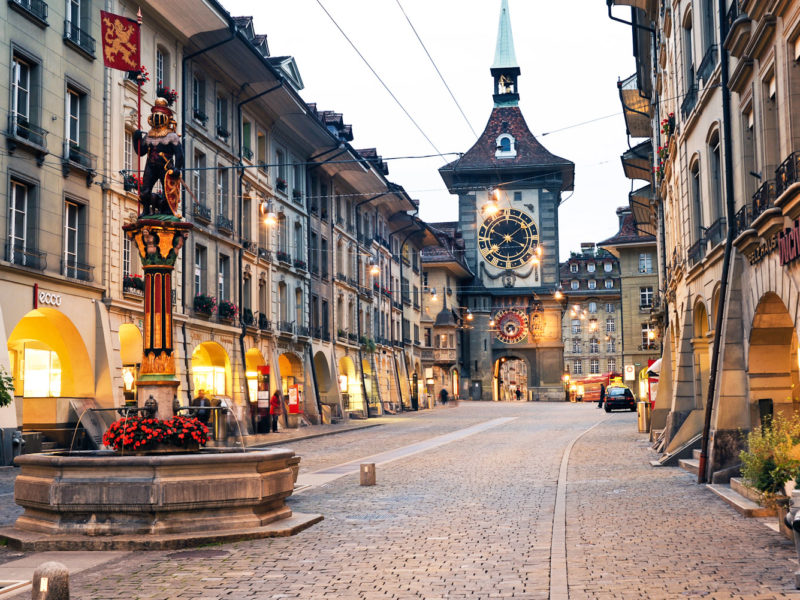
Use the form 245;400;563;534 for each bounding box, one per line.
478;208;539;269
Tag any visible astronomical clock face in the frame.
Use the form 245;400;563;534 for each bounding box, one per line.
478;208;539;270
494;309;528;344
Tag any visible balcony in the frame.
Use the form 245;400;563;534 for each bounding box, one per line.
433;349;457;364
687;238;705;267
639;304;652;313
297;325;310;338
639;343;658;351
192;202;211;223
336;272;347;283
216;126;230;140
216;214;234;234
62;258;94;282
705;217;727;248
697;45;718;83
312;326;322;339
62;142;97;184
293;259;307;272
278;321;294;335
242;147;253;161
321;329;331;342
241;309;255;328
724;1;751;58
258;247;272;262
192;109;208;127
752;180;776;219
6;114;48;163
775;152;800;220
348;333;358;343
241;239;257;254
680;84;698;119
258;313;271;332
8;0;48;26
63;19;95;58
276;250;291;265
5;242;46;271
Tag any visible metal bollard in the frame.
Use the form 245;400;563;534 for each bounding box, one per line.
360;463;376;486
32;561;69;600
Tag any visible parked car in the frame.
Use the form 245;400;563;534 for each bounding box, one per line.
604;385;636;412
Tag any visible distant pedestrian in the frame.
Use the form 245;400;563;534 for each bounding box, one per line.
515;388;523;401
270;391;283;432
439;388;449;405
192;389;211;424
597;384;606;409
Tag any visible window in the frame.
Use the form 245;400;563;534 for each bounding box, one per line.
588;279;597;290
275;149;286;185
603;261;612;272
8;179;35;265
193;151;206;204
194;245;206;294
192;75;206;118
242;120;252;158
11;56;30;123
422;271;429;288
63;200;84;278
639;253;653;273
741;108;758;198
123;130;133;174
570;280;579;290
607;339;616;353
156;47;168;87
321;238;329;278
573;360;583;375
424;328;432;346
570;263;578;273
589;338;599;353
607;358;616;373
691;161;703;241
606;302;615;313
293;162;304;195
683;18;695;94
257;131;267;173
572;339;581;353
587;263;595;273
218;255;230;301
215;95;228;136
310;232;319;273
606;316;616;333
590;359;600;374
640;286;653;308
642;323;655;348
216;167;228;216
294;222;304;260
243;276;251;312
605;279;614;289
295;288;303;326
66;87;82;147
514;191;522;202
67;0;80;26
495;134;516;158
588;302;597;313
708;134;723;226
571;319;581;334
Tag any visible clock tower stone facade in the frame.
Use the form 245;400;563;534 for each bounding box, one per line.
438;0;574;402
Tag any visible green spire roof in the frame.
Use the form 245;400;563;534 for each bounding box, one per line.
492;0;518;70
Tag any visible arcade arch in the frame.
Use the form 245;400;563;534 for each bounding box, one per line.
191;342;231;397
493;355;528;402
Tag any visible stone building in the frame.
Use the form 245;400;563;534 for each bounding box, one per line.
439;0;573;402
608;0;800;477
559;243;623;385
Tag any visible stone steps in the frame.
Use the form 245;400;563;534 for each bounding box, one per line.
678;458;699;475
706;482;776;518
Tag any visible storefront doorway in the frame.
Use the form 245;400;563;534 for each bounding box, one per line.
191;342;231;399
692;300;711;410
278;352;304;415
493;356;528;402
118;323;142;404
338;355;362;414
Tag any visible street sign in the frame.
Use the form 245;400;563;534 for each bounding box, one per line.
624;365;636;381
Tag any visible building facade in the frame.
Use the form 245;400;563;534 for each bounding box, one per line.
439;0;573;402
560;243;623;384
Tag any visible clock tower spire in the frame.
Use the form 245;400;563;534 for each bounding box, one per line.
491;0;520;107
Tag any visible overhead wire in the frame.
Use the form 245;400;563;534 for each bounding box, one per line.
393;0;478;138
314;0;446;159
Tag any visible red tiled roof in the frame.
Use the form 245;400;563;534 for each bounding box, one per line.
598;210;656;247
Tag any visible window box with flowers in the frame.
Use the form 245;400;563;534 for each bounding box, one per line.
193;109;208;126
123;173;142;192
156;82;179;105
292;189;302;202
102;415;209;454
276;177;287;193
218;300;238;322
241;307;255;328
293;259;307;271
123;273;145;298
193;294;216;317
276;250;291;264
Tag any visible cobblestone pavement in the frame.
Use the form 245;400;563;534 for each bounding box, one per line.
7;402;800;598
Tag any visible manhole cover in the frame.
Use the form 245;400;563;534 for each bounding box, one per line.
167;549;229;559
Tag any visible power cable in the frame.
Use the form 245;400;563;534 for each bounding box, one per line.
314;0;445;159
393;0;477;138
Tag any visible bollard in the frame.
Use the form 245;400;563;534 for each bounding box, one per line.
360;463;376;486
32;561;69;600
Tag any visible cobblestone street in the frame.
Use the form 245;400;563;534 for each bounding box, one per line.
4;402;800;598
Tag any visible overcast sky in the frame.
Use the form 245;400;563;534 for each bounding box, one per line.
221;0;637;260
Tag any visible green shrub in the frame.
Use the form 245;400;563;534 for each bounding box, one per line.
740;412;800;494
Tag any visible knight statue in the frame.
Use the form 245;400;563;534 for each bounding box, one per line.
133;97;183;218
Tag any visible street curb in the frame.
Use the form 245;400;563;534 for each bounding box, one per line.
247;423;384;448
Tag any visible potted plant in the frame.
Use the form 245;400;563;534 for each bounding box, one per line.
194;294;216;316
0;366;14;408
218;300;238;321
123;173;142;192
337;328;347;340
276;250;291;264
276;177;287;192
123;273;145;291
102;415;209;453
293;259;307;271
241;307;254;327
156;81;178;105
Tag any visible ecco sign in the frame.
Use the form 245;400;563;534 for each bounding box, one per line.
33;284;62;308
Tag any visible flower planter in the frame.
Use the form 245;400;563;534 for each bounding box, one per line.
124;442;199;456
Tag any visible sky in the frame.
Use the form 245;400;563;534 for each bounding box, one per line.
221;0;637;260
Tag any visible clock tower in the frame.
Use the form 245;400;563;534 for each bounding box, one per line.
438;0;574;402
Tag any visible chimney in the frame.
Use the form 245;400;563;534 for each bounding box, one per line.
616;206;632;229
580;243;595;256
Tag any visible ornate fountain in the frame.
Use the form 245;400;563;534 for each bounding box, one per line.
0;96;320;551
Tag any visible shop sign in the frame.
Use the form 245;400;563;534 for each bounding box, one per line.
33;284;62;308
748;233;779;266
779;219;800;267
624;364;636;381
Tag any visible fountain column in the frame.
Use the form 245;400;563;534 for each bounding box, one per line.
123;218;193;420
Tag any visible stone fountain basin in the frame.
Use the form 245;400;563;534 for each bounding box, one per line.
0;448;322;551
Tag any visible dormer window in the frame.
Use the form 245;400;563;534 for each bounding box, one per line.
495;133;517;159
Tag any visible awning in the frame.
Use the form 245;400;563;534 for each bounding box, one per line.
609;0;657;21
621;140;652;181
647;358;661;376
630;184;657;237
618;73;652;138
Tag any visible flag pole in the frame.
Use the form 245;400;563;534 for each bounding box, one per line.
136;7;143;215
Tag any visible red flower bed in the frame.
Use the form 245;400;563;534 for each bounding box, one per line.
102;415;209;452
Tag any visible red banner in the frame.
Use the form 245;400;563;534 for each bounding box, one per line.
100;11;140;71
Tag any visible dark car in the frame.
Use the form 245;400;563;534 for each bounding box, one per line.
604;385;636;412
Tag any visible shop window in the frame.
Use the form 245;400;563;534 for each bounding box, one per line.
22;346;62;397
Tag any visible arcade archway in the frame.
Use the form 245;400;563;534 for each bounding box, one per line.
118;323;143;402
493;356;528;402
692;300;710;409
338;355;362;414
7;307;93;426
244;348;267;403
191;342;231;398
748;293;799;424
313;351;337;406
279;351;305;415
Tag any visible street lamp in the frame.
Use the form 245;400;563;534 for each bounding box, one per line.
369;260;380;276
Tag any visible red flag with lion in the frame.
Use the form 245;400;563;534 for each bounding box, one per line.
100;11;140;71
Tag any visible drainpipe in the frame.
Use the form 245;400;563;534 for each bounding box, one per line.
698;0;736;484
354;192;389;417
235;81;285;412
